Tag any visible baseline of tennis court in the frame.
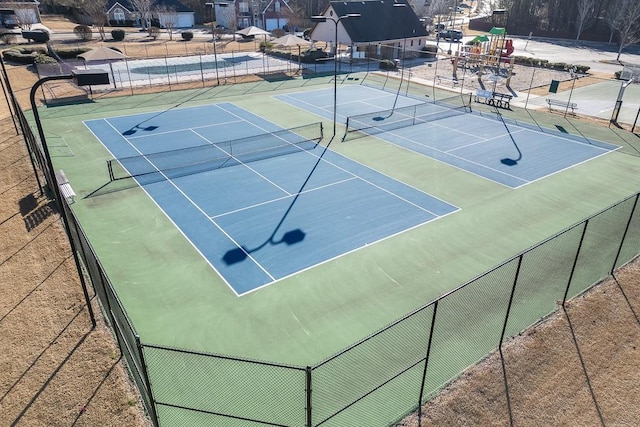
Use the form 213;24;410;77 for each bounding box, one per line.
276;85;619;188
84;102;458;295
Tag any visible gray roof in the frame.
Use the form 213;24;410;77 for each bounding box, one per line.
329;0;428;43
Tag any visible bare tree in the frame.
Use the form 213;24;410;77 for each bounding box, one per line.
429;0;450;29
14;8;38;30
130;0;154;35
80;0;108;41
575;0;596;40
156;5;178;40
606;0;640;60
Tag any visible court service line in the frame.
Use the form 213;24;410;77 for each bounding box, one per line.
373;126;530;187
84;121;245;296
126;119;245;140
211;176;359;220
286;144;452;216
188;129;293;197
236;204;461;297
445;128;527;153
102;119;276;285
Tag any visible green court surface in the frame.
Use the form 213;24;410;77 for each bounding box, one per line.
39;72;640;370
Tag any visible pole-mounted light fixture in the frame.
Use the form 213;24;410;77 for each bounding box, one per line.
29;69;110;329
310;13;361;137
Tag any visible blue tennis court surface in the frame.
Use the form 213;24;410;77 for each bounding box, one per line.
276;85;620;188
85;103;458;295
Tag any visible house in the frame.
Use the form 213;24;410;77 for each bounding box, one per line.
214;0;291;31
310;0;429;60
106;0;194;28
261;0;292;31
154;0;194;28
106;0;136;26
0;0;41;27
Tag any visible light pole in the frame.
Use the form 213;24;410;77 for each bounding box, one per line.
29;70;110;329
205;2;220;85
311;13;361;137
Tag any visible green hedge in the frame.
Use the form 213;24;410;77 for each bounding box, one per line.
111;29;125;41
2;47;46;64
55;48;91;59
511;55;590;74
74;25;93;41
379;59;397;70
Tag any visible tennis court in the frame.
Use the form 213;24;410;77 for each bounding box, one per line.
85;102;458;295
277;85;619;188
33;72;640;425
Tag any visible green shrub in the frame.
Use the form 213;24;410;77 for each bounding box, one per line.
2;47;46;64
259;41;274;52
0;34;18;45
300;48;328;63
379;59;397;70
109;19;135;27
34;53;56;64
181;31;193;41
614;70;622;79
111;29;125;41
575;65;590;74
22;30;50;43
73;25;93;41
421;44;437;58
56;48;91;59
149;26;160;40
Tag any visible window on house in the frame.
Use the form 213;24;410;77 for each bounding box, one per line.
239;2;249;13
114;8;125;21
275;1;280;12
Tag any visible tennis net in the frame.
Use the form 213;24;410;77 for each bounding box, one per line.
343;100;469;139
107;122;323;182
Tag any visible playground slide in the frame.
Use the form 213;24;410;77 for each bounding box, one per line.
501;39;514;58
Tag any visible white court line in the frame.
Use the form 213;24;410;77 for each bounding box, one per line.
189;128;293;197
102;118;277;291
211;176;358;219
126;118;245;140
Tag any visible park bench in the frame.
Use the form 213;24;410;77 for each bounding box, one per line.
492;92;513;109
436;75;459;87
474;90;513;109
474;89;493;104
546;98;578;114
55;169;76;204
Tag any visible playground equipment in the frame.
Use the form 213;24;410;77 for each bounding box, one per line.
451;27;515;87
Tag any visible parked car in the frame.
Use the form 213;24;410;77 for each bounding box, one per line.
437;29;463;42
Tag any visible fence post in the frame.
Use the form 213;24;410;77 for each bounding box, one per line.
306;366;312;427
417;300;439;427
610;193;639;274
499;255;524;346
136;335;160;427
562;220;589;305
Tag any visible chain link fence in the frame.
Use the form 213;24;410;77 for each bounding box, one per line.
4;54;640;427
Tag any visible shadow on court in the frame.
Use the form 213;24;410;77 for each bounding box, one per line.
221;135;337;266
496;109;523;167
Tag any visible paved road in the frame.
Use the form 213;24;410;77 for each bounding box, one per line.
507;36;640;75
